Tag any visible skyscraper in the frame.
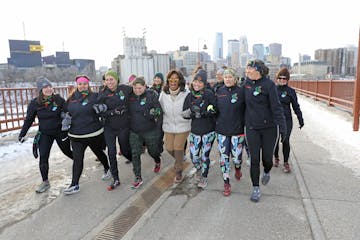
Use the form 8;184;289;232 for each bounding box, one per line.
213;32;223;61
239;36;248;55
228;39;240;67
253;44;265;61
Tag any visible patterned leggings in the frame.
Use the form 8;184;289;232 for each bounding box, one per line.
217;133;245;182
189;131;216;178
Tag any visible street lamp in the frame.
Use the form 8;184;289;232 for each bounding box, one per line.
197;38;207;65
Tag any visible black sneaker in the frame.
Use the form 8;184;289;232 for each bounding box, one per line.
107;179;120;191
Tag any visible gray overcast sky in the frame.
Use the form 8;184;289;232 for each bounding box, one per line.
1;0;359;68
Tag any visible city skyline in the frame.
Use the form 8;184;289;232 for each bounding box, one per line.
0;0;358;68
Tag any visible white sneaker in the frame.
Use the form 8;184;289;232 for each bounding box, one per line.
101;169;112;181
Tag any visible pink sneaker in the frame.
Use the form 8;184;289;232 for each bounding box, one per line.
153;162;161;173
131;177;143;189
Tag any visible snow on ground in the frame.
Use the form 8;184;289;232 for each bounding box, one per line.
298;94;360;177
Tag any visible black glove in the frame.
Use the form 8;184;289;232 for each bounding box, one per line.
280;132;287;143
93;104;108;114
191;105;202;119
18;136;25;143
299;121;304;129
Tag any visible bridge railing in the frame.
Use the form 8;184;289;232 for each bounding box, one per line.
0;85;99;133
290;79;359;130
290;80;354;111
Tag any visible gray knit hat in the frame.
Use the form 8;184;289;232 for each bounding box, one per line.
36;76;52;92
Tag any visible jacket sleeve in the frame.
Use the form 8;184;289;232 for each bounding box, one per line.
183;92;191;111
268;82;287;135
290;88;304;125
19;99;38;138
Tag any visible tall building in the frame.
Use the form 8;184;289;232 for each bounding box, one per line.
117;37;169;84
239;36;249;55
239;36;249;67
7;39;43;68
267;43;282;65
123;37;147;57
228;39;240;67
253;44;265;61
315;47;356;76
269;43;282;56
213;32;223;61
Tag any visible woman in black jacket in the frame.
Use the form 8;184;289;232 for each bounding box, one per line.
244;60;286;202
18;77;72;193
215;68;246;196
96;70;133;190
274;68;304;173
182;69;217;189
63;75;110;195
128;77;162;189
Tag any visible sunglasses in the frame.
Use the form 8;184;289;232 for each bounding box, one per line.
168;78;179;83
278;76;288;80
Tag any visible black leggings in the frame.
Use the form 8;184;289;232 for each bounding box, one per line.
104;127;132;181
274;120;293;162
246;127;278;187
38;131;72;181
70;133;109;186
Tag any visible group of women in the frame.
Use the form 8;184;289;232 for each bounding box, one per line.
19;59;303;202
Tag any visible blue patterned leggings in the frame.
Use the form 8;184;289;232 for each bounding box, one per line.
189;131;216;178
217;133;245;181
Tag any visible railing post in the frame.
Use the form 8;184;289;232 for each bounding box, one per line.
352;27;360;131
328;79;333;106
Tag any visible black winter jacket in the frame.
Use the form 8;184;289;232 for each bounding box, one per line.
215;85;245;136
19;94;65;137
97;85;132;129
65;91;102;135
243;77;286;134
277;85;304;126
183;89;216;135
128;89;162;134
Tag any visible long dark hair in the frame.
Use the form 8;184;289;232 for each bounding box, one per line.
163;69;186;94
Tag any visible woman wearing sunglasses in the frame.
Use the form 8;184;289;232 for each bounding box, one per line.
274;68;304;173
